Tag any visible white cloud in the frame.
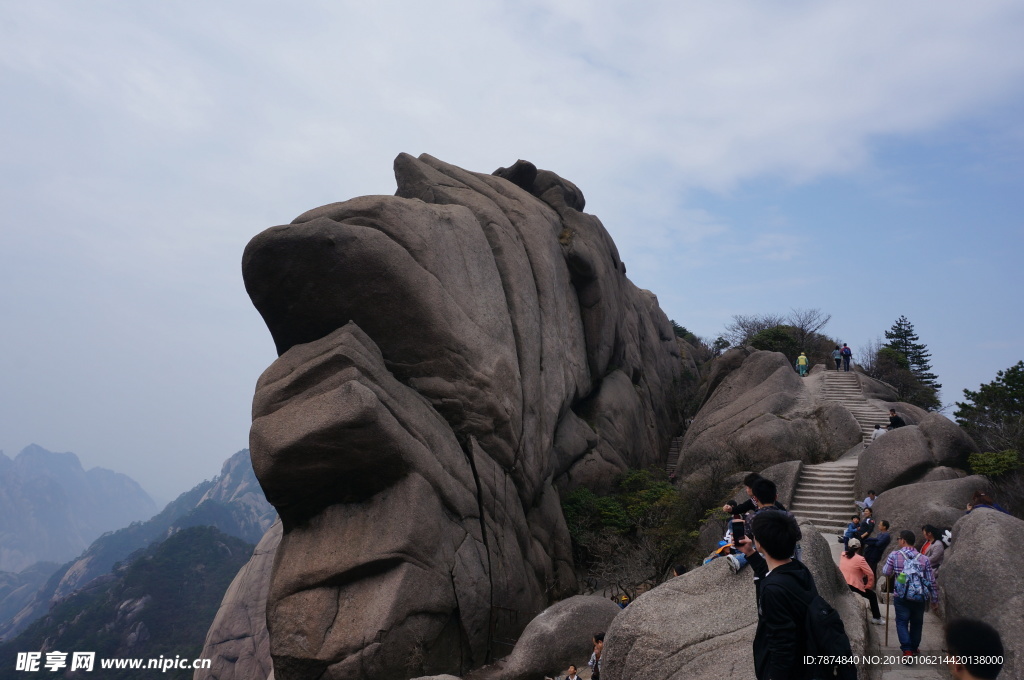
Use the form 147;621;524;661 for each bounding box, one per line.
2;0;1024;497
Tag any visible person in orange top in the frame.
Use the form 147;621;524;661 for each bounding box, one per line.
840;538;884;624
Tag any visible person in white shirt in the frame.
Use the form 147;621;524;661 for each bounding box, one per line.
564;665;581;680
870;424;886;443
856;490;877;510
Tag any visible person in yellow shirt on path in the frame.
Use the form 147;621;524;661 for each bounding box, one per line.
796;352;809;377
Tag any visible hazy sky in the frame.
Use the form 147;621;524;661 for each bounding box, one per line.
2;2;1022;502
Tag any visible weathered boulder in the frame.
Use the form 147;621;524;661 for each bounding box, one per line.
855;416;980;498
600;520;868;680
196;520;280;680
868;476;990;559
918;413;978;468
859;374;899;402
242;155;685;680
940;509;1024;679
764;460;803;509
676;350;861;478
918;466;967;483
856;426;934;497
499;595;621;680
874;401;929;426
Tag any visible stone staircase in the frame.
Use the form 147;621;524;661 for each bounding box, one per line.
821;371;890;443
789;459;858;535
665;436;682;477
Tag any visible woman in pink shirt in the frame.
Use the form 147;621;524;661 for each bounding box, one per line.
840;538;883;623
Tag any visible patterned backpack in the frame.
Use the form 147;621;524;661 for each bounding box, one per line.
895;550;930;601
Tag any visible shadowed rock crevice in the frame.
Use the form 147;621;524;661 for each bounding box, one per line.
242;154;685;679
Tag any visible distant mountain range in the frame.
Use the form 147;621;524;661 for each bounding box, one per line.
0;449;275;642
0;445;157;573
0;526;253;680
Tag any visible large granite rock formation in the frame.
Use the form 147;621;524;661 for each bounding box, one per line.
196;520;281;680
600;520;869;680
941;509;1024;679
675;349;862;478
855;413;978;498
242;154;685;679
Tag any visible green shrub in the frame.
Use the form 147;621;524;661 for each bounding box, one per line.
968;450;1022;478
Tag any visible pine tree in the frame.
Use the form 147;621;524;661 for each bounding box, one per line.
884;315;942;392
955;361;1024;453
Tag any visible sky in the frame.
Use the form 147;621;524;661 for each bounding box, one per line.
1;1;1022;503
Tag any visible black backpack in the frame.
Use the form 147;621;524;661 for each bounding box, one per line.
778;575;857;679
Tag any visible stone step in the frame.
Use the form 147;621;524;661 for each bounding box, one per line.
800;474;856;483
802;467;857;474
794;480;855;489
794;510;851;522
790;485;856;497
803;465;858;472
790;497;856;507
793;509;856;521
792;492;855;503
799;478;856;486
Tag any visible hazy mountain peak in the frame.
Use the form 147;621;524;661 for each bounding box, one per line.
0;445;156;573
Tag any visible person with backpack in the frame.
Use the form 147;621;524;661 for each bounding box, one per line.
841;343;853;371
882;530;938;656
796;352;809;377
736;509;855;680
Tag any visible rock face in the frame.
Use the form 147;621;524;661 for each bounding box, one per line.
941;509;1024;679
676;349;861;478
0;562;58;629
242;155;684;680
855;415;978;498
197;520;281;680
499;595;621;680
600;520;868;680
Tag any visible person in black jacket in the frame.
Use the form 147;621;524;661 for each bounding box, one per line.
864;520;891;575
736;509;817;680
726;478;788;573
888;409;907;430
722;472;764;515
855;507;875;542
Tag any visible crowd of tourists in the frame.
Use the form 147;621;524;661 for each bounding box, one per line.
548;484;1007;679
